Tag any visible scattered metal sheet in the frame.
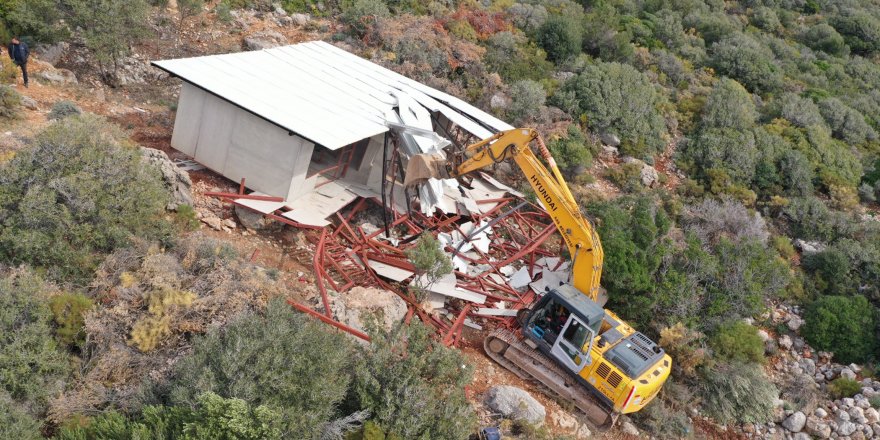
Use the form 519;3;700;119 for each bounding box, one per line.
282;181;358;227
234;194;286;214
416;273;487;304
366;259;415;282
509;267;533;289
464;318;483;330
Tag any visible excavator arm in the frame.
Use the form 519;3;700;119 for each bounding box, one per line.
453;128;604;301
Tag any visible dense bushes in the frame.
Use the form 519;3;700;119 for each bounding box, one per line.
0;115;171;282
558;62;667;157
0;84;20;118
700;78;756;131
710;33;783;93
506;79;545;124
709;321;764;364
536;14;582;62
802;295;877;364
352;320;475;439
0;270;69;419
699;363;778;424
165;298;353;438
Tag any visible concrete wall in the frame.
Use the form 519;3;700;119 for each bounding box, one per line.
171;83;315;200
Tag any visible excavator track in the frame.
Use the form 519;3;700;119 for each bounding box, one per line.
484;329;618;431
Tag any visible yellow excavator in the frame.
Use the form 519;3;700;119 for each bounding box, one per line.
417;128;671;428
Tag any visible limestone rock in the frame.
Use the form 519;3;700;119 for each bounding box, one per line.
36;68;77;84
787;315;805;331
815;408;828;418
484;385;546;426
140;148;193;210
222;218;236;229
841;367;857;380
779;334;793;350
19;95;37;110
234;205;269;230
490;93;508;109
865;408;879;424
291;13;310;25
783;411;807;432
806;416;831;439
33;41;69;65
330;286;407;334
837;420;858;436
201;215;223;231
621;420;640;436
243;30;288;50
575;423;592;439
794;239;825;254
600;132;621;147
550;411;577;430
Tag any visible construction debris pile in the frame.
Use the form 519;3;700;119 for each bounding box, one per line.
274;185;572;346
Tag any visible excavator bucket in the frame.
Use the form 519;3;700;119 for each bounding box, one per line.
403;153;449;186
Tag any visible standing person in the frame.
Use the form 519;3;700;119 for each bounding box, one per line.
7;37;29;88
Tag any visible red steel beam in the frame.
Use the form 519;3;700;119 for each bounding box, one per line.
443;304;472;346
287;299;371;342
205;192;284;202
313;228;333;316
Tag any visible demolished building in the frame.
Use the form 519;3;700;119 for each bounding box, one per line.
154;41;572;344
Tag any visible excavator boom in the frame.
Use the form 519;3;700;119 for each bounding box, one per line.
453;128;604;301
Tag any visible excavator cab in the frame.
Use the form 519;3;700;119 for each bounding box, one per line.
523;285;605;374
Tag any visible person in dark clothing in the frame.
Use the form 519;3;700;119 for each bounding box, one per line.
7;37;29;88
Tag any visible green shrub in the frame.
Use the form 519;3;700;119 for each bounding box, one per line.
48;100;82;120
558;62;667;156
0;391;41;440
547;124;593;172
710;321;765;364
0;84;20;118
681;128;758;184
801;23;848;56
340;0;389;37
0;270;69;409
700;78;756;131
710;33;783;94
632;380;694;439
869;396;880;409
751;6;780;32
606;162;644;192
167;298;353;438
828;377;862;399
802;295;877;364
0;115;172;282
405;234;452;302
353;320;475;439
484;32;553;82
779;93;824;128
173;204;201;232
66;0;153;78
506;79;545;124
0;56;17;84
700;362;778;424
803;248;852;295
49;293;94;349
56;393;283;440
818;97;877;145
830;9;880;55
536;14;582;62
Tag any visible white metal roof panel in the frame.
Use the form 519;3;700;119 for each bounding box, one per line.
153;41;511;150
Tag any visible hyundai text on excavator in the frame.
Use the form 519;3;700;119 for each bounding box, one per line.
415;128;671;428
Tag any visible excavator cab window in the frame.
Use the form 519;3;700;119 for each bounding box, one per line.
528;299;570;346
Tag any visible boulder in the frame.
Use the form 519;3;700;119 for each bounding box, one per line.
600;132;621;147
865;408;880;424
640;164;659;187
787;315;805;331
139;148;193;210
793;239;825;254
779;334;793;350
201;214;223;231
800;358;817;376
621;420;640;436
33;41;69;65
602;145;619;156
550;411;577;430
783;411;807;432
330;286;407;334
234;204;269;230
792;433;811;440
484;386;546;426
243;30;288;50
36;68;77;84
815;408;828;418
850;406;866;423
489;93;508;109
291;13;310;26
806;416;831;439
19;95;37;110
837;420;858;436
575;424;592;439
841;368;857;380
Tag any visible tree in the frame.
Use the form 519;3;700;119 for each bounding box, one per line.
352;319;476;439
559;62;667;157
710;33;783;94
6;0;67;43
0;115;171;283
818;97;877;145
802;295;877;364
536;14;582;62
779;93;824;128
830;9;880;55
507;79;545;124
801;23;848;56
405;234;452;302
709;321;764;364
65;0;153;79
681;128;758;184
0;390;41;440
167;299;354;438
340;0;389;38
700;78;757;131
